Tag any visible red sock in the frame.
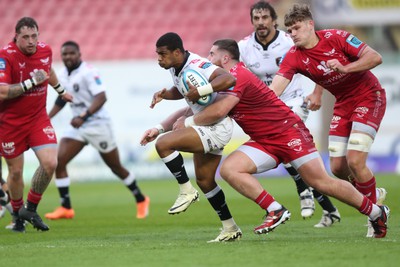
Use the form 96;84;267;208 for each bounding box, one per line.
27;189;42;204
10;198;24;213
358;195;373;215
255;190;275;210
355;177;376;203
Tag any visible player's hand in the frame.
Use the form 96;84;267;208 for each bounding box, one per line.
172;116;186;130
140;128;159;145
326;59;345;73
185;80;200;103
71;116;85;128
61;92;73;102
32;69;49;85
150;88;167;108
304;94;322;111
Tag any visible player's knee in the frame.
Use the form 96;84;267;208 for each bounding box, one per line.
347;133;373;153
328;141;347;157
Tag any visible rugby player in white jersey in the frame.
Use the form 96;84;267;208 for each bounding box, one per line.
238;1;340;227
45;41;150;220
140;32;242;242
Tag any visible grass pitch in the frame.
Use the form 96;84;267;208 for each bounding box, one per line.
1;174;399;267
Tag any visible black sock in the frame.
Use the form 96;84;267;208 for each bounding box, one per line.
285;166;309;194
126;180;145;202
313;190;336;212
206;186;232;221
58;186;72;209
164;153;190;184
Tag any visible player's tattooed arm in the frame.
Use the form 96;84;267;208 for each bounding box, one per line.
0;69;49;100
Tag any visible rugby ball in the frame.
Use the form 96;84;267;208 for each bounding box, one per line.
181;69;212;106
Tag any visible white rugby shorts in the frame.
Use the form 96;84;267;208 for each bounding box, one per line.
62;120;117;153
192;116;233;155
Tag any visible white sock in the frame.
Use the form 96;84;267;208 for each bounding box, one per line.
179;181;194;193
266;201;282;213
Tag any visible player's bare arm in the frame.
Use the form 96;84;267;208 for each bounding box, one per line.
48;67;73;102
305;84;323;111
150;86;183;108
140;107;191;145
192;94;239;126
71;92;106;129
269;74;291;97
185;68;236;103
327;46;382;73
0;69;49;100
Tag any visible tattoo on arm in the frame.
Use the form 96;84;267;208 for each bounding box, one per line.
33;70;46;83
7;84;25;99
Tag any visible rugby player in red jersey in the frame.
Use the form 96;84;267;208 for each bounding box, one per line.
271;4;388;237
0;17;72;232
184;38;389;238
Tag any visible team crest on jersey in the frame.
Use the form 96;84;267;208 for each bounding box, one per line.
275;57;283;66
199;62;212;69
0;58;5;70
73;83;80;92
317;61;334;76
287;139;303;152
346;34;362;48
1;142;15;155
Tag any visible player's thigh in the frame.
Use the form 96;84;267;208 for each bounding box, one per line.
156;128;204;154
57;137;86;164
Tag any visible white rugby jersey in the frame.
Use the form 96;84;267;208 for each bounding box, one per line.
238;30;309;106
58;61;110;121
169;52;219;114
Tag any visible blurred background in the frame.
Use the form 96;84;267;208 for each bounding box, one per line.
1;0;399;181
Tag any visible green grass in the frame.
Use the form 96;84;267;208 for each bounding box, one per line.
1;174;399;267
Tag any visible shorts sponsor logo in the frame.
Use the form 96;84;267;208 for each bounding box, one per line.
288;138;303;152
355;106;369;118
43;126;56;140
2;142;15;155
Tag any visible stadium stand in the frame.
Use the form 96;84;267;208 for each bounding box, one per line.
1;0;280;61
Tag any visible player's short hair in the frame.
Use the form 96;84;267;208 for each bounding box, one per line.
15;17;39;33
213;39;240;61
250;1;278;24
284;4;313;27
14;17;38;42
156;32;185;53
62;40;80;51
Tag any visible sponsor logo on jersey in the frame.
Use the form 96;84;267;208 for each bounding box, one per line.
43;126;56;140
302;58;310;65
323;48;336;56
288;138;303;152
199;62;212;69
346;34;362;48
19;62;26;69
2;142;15;155
94;76;102;85
0;58;5;70
40;57;50;65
